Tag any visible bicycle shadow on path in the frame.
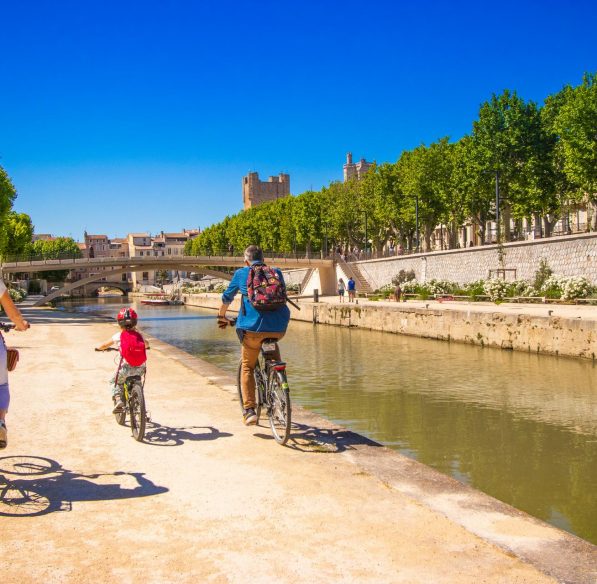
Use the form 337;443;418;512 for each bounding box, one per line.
253;421;382;454
0;455;168;517
143;423;233;447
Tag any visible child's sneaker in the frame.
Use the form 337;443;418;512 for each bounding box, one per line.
243;408;257;426
112;398;125;414
0;420;7;449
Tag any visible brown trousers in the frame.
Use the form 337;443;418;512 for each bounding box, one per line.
240;331;285;409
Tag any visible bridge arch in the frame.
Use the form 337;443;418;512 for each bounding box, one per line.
32;266;233;306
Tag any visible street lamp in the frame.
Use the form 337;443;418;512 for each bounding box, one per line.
406;194;420;252
364;212;368;258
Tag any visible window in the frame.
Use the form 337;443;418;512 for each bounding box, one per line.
168;248;171;255
142;272;149;281
139;251;143;257
122;274;127;282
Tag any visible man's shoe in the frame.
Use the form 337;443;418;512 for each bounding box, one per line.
243;408;257;426
0;421;7;449
112;399;125;414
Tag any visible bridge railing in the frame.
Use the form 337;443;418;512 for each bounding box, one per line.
1;249;334;265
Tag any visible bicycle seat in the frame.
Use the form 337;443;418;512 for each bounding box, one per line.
126;375;143;382
262;338;279;345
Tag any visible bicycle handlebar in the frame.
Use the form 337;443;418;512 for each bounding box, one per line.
0;323;15;333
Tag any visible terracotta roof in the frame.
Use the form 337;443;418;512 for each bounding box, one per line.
87;235;108;239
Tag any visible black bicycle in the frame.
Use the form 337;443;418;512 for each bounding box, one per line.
233;328;292;445
0;323;15;333
96;348;149;442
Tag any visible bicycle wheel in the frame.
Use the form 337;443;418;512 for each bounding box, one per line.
129;383;146;442
0;479;51;517
253;359;264;422
267;369;291;445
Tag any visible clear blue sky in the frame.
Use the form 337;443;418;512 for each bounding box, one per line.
1;0;595;239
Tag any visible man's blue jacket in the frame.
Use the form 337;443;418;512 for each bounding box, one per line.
221;262;291;333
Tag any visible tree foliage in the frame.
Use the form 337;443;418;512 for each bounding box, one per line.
186;73;596;256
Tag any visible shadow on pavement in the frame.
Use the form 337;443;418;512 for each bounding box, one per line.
144;423;233;447
253;421;382;453
0;455;167;517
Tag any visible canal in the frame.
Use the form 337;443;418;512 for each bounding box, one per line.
62;298;597;545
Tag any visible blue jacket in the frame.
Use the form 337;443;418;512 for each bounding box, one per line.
221;263;291;333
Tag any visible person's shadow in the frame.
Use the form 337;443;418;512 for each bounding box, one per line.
143;423;233;447
0;455;168;517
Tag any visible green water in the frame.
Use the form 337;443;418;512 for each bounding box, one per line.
63;298;597;544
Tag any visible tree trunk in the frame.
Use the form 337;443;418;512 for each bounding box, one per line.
502;205;512;242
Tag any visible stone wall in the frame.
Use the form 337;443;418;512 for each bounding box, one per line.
356;233;597;290
181;293;597;360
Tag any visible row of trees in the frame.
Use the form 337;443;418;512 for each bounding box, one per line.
187;73;596;257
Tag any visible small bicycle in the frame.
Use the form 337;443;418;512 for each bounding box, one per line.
230;320;292;445
96;347;149;442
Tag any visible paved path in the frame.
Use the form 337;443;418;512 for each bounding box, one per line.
1;306;595;583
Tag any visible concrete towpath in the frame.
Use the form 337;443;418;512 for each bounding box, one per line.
1;305;595;583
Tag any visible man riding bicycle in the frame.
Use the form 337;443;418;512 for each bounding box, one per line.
217;245;290;426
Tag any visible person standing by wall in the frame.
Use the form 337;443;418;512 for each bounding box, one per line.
338;278;346;303
0;280;30;448
347;277;356;302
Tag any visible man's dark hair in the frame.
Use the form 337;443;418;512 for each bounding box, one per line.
244;245;264;263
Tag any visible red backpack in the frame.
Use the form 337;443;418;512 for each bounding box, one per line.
246;263;287;311
120;330;147;366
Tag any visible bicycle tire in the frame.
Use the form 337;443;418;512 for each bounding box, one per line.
0;456;60;476
267;369;291;445
129;383;146;442
114;401;126;426
254;358;266;423
0;480;51;517
237;358;262;421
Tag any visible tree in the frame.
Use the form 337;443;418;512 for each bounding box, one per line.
0;165;18;255
471;90;544;241
31;237;82;281
3;212;34;259
552;73;597;227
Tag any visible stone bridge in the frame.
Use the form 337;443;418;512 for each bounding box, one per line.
0;254;337;305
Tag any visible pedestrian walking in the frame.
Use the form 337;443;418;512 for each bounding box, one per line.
338;278;346;303
347;277;356;302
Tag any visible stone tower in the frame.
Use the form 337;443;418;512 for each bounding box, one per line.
242;172;290;210
343;152;372;182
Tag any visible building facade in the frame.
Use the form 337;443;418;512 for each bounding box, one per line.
242;172;290;210
343;152;372;182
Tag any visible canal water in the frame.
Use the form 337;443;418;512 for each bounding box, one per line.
62;298;597;545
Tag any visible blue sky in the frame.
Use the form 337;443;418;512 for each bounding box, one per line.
1;0;595;239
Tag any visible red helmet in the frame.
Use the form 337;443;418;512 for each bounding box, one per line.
117;307;138;328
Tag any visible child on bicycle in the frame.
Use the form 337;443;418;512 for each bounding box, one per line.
96;308;149;413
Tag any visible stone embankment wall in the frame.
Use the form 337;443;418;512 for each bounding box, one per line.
356;232;597;290
182;293;597;360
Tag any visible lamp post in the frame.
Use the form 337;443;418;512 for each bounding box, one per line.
364;212;368;259
494;170;500;243
415;194;419;252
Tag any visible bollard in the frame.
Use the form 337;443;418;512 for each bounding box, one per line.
313;288;319;303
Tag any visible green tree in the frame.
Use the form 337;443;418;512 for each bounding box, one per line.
3;212;34;259
471;90;544;241
31;237;82;281
0;165;18;255
552;73;597;227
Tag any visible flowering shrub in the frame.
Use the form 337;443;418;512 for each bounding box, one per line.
559;276;591;301
464;280;486;297
484;278;509;301
8;287;27;303
401;280;419;294
425;279;455;295
506;280;537;298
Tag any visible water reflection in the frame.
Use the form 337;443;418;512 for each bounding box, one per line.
61;298;597;544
